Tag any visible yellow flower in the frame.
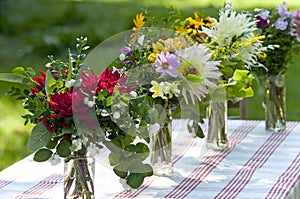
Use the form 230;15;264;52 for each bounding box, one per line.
132;13;145;31
258;53;267;59
148;53;157;62
184;13;215;43
149;81;165;99
131;12;145;43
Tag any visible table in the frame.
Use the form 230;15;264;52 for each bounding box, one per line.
0;120;299;199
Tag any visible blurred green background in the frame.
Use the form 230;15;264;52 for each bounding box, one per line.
0;0;300;171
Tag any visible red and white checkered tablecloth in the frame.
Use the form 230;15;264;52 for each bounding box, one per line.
0;120;299;199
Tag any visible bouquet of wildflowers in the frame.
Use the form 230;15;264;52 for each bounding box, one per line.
255;1;300;75
185;1;265;148
254;2;300;131
4;37;102;198
2;37;157;195
199;2;265;100
104;9;222;174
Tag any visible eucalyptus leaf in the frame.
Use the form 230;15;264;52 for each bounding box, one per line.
127;173;144;189
113;162;129;179
33;148;53;162
27;122;52;152
109;152;120;166
56;140;71;158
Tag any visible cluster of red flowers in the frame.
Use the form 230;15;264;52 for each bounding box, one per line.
95;67;120;95
30;66;137;132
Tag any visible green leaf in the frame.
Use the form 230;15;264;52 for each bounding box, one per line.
33;148;53;162
106;96;112;106
45;70;53;97
186;74;204;83
196;126;205;138
109;152;120;166
127;173;145;189
56;140;71;158
67;48;73;81
233;70;249;81
46;139;58;149
25;67;36;77
12;67;26;76
113;162;129;179
243;87;254;98
0;73;30;84
27;122;52;152
62;127;73;135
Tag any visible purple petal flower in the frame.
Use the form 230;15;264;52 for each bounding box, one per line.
274;18;288;30
258;10;270;20
154;51;180;78
276;2;290;19
291;10;300;37
293;10;300;24
120;46;132;57
256;16;270;28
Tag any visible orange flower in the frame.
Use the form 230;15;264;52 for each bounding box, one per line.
131;13;145;42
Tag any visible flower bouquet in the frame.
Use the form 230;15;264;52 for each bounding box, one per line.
255;2;300;131
192;2;265;149
106;9;222;174
3;37;101;198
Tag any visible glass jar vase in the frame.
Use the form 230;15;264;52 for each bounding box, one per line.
206;100;229;150
264;74;286;132
149;107;173;175
64;156;95;199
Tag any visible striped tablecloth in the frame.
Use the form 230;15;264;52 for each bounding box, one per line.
0;120;299;199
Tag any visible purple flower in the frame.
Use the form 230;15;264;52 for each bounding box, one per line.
292;10;300;37
276;2;290;19
293;10;300;24
274;18;288;30
258;10;270;20
256;16;270;29
154;51;180;78
120;46;133;57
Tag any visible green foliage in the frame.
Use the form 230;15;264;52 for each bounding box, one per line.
226;70;254;99
33;148;53;162
27;122;52;152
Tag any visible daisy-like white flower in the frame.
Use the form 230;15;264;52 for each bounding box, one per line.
176;44;221;104
154;51;180;77
202;2;265;69
201;3;257;47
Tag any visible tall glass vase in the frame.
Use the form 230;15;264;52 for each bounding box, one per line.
150;108;173;176
64;156;95;199
206;100;229;150
264;74;286;132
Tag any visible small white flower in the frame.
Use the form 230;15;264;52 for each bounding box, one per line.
49;154;61;166
65;79;76;88
71;139;82;152
84;97;95;107
137;34;145;45
45;62;53;68
119;53;126;61
87;100;95;107
149;123;160;136
113;112;121;119
119;178;132;191
87;143;100;157
129;91;137;98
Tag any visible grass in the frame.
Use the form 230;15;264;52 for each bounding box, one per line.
0;0;300;170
